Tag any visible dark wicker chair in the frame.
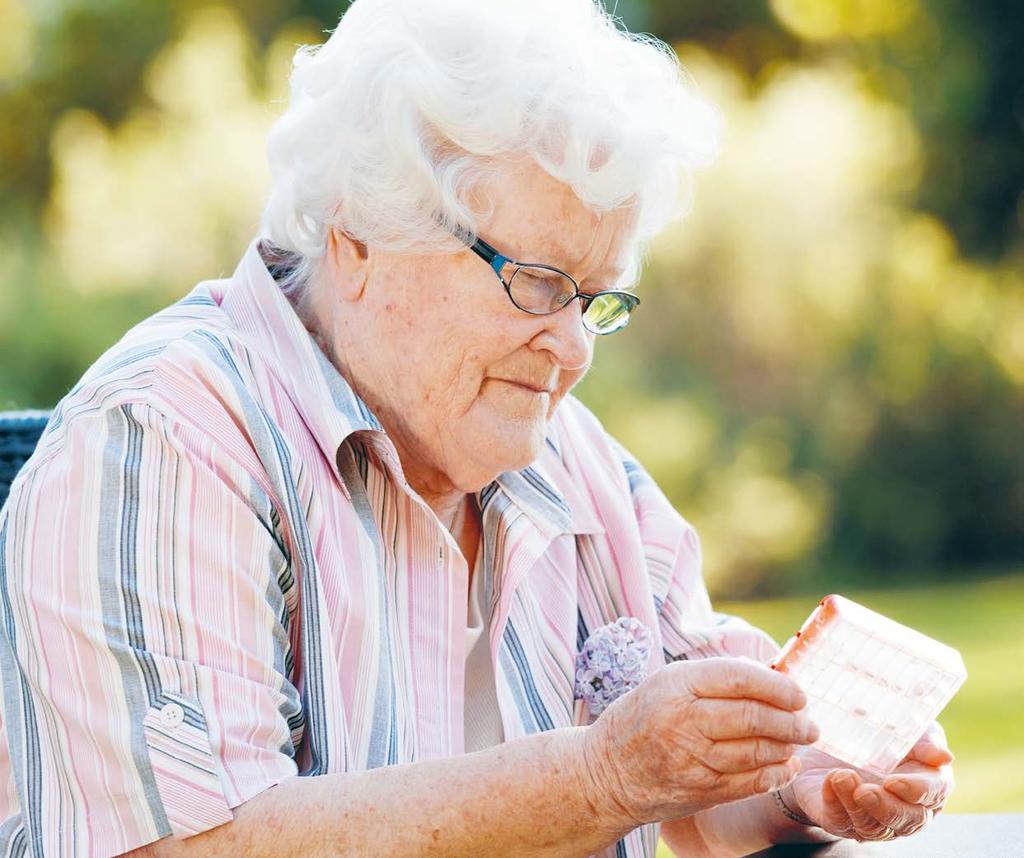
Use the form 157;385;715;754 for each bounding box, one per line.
0;411;51;509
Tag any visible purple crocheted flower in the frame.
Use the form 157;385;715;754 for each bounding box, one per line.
574;616;653;716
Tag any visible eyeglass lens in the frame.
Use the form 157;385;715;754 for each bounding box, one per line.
582;293;632;334
508;266;632;334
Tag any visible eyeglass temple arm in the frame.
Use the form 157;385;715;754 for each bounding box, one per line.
469;237;510;276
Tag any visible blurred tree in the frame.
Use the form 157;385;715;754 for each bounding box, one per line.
0;1;175;221
1;0;1021;596
905;0;1024;260
649;0;1023;261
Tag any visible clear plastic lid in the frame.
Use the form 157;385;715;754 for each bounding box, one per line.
771;594;966;775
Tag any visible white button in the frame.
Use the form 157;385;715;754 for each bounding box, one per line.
159;703;185;728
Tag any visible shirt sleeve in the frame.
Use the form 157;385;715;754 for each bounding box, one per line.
610;438;782;666
0;401;300;857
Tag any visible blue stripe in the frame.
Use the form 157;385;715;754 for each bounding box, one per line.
189;330;315;763
178;293;217;306
501;621;555;733
495;467;572;534
576;606;590;654
265;408;335;774
311;345;384;434
100;406;171;832
337;442;400;769
0;515;45;852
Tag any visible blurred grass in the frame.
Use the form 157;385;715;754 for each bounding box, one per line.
656;574;1023;854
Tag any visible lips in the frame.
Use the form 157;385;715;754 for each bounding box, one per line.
496;378;554;394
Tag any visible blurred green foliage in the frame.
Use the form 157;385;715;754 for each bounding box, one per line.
1;0;1022;598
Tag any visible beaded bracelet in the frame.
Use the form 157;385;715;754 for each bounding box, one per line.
771;789;818;828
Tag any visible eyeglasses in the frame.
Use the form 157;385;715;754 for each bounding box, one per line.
464;235;640;335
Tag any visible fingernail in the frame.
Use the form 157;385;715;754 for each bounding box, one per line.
835;772;855;789
887;779;908;793
796;718;818;742
857;789;880;809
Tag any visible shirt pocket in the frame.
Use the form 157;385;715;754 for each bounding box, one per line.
142;691;234;838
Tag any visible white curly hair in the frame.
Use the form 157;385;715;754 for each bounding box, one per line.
258;0;720;302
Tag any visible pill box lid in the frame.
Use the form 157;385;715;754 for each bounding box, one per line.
773;594;967;680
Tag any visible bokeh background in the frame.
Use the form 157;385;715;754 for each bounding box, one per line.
1;0;1021;822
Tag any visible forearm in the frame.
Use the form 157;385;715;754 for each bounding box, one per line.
661;791;840;857
131;726;635;858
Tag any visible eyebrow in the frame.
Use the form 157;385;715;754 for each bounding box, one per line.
513;239;575;268
534;244;628;286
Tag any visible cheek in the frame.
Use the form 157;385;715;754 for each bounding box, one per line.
414;337;494;422
388;287;536;415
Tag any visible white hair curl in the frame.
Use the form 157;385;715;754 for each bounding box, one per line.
259;0;720;301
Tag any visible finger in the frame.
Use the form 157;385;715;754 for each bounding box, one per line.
888;759;944;777
819;772;858;838
854;784;930;834
696;698;819;744
883;771;954;809
684;657;807;710
725;755;802;798
854;785;930;836
882;774;931;804
909;740;954;766
905;722;955;766
705;738;797;774
827;770;893;841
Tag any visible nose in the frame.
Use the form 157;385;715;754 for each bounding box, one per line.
531;298;593;372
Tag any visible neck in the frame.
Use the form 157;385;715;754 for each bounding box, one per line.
301;292;472;534
417;486;467;533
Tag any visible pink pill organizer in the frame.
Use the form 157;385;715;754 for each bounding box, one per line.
770;594;966;776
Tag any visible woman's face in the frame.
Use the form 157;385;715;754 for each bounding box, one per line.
321;158;639;496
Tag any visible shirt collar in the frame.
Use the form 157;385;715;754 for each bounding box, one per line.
220;238;604;536
490;437;605;538
218;239;384;495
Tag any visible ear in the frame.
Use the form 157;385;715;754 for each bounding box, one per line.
326;226;371;301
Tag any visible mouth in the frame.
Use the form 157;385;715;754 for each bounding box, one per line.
497;379;554;395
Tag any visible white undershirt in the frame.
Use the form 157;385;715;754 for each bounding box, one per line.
463;550;505;753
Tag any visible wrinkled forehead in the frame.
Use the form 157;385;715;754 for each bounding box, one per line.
476;159;639;281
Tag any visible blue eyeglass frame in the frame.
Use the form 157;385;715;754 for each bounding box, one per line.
466;235;640;334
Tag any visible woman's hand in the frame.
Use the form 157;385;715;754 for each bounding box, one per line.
580;656;820;825
780;720;954;842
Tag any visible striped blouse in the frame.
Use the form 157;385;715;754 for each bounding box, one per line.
0;239;779;857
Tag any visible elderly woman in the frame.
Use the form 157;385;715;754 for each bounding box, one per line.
0;1;954;856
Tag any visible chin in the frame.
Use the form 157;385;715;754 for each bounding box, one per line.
459;424;548;487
